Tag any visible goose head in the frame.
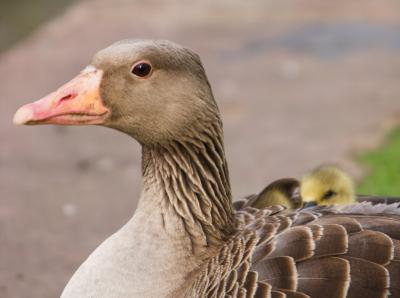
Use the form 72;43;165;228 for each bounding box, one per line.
13;39;219;145
301;165;355;207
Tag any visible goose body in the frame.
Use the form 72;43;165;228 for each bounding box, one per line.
61;199;204;297
14;40;400;297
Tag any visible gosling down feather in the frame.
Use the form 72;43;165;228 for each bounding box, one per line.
233;178;301;210
301;165;356;207
301;165;400;208
14;40;400;298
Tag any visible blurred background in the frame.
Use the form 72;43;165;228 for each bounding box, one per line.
1;0;400;297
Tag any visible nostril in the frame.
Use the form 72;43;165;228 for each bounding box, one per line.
59;93;77;103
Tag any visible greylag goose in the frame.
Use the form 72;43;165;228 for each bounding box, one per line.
14;39;400;297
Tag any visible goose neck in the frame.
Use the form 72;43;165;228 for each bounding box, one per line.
140;132;234;252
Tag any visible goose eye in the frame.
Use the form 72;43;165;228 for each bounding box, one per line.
131;62;152;77
323;190;336;200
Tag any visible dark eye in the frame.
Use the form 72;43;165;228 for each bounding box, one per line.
131;62;152;77
323;190;336;200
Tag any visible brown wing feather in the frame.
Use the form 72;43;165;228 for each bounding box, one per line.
347;230;393;265
252;256;297;290
292;211;319;226
277;289;310;298
386;260;400;296
266;227;314;261
309;224;348;258
252;242;275;264
243;271;259;298
312;216;362;233
187;203;400;297
297;257;350;298
344;257;389;298
353;216;400;239
271;290;286;298
393;239;400;261
254;281;272;298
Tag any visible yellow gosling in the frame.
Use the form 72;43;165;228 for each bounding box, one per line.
251;178;301;209
301;165;355;207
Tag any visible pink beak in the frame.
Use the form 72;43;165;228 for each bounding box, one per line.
13;66;109;125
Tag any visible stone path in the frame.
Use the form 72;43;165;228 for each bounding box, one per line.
1;0;400;296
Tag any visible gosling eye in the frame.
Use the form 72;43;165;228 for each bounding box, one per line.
322;190;337;200
131;61;152;78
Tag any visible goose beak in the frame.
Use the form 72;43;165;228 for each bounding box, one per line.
303;201;317;208
13;66;109;125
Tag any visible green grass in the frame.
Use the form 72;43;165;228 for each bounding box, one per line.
356;127;400;196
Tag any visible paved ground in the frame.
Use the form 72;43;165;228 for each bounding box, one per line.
1;0;400;297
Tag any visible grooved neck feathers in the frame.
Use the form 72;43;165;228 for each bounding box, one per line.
141;123;234;252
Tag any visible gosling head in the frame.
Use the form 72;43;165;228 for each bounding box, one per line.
13;39;219;145
252;178;301;209
301;165;355;207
